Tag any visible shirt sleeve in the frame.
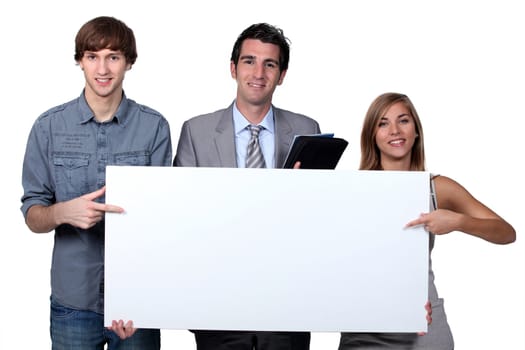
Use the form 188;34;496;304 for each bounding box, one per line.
20;117;54;218
150;117;173;167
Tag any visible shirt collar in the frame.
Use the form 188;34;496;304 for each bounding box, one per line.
78;90;129;125
232;101;275;135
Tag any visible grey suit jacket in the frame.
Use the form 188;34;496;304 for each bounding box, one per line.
174;102;321;168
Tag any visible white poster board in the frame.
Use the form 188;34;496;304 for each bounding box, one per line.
105;167;429;332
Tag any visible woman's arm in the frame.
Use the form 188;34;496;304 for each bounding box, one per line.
406;175;515;244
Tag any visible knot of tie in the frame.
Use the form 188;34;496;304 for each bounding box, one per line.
245;124;266;168
248;124;263;137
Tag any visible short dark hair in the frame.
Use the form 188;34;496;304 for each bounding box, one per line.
74;16;137;65
230;23;290;72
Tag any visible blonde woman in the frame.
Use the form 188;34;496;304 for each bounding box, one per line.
338;92;515;349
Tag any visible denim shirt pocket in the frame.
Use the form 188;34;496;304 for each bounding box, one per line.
113;151;151;166
53;152;90;200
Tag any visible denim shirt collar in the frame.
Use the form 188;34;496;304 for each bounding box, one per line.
78;90;129;125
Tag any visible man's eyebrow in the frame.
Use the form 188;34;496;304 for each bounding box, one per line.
84;50;122;55
239;55;256;60
239;55;279;65
263;58;279;65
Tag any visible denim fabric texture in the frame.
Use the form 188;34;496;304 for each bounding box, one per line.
21;91;172;314
51;298;160;350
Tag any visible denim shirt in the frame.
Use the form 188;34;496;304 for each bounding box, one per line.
20;91;173;313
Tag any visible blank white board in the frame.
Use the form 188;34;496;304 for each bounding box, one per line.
105;166;429;332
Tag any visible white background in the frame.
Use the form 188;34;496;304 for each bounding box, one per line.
1;0;523;349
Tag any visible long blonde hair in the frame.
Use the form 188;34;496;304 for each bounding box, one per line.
360;93;426;171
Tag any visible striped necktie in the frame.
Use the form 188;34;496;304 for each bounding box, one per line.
245;125;266;168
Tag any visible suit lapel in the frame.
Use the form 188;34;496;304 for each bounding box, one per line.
214;104;238;167
274;108;294;168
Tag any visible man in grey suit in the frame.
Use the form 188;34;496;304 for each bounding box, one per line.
174;23;320;350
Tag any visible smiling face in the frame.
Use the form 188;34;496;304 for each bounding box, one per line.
374;101;418;170
230;39;286;112
78;48;131;101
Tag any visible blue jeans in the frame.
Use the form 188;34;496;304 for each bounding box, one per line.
50;298;160;350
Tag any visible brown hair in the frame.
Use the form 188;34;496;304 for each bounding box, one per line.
360;92;425;171
74;16;137;65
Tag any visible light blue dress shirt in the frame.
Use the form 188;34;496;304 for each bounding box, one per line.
232;102;275;168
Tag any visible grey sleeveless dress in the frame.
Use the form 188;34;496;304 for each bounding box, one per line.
338;176;454;349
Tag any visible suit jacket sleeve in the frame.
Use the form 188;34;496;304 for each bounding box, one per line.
173;120;197;167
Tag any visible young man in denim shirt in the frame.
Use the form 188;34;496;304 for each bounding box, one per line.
20;16;172;350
